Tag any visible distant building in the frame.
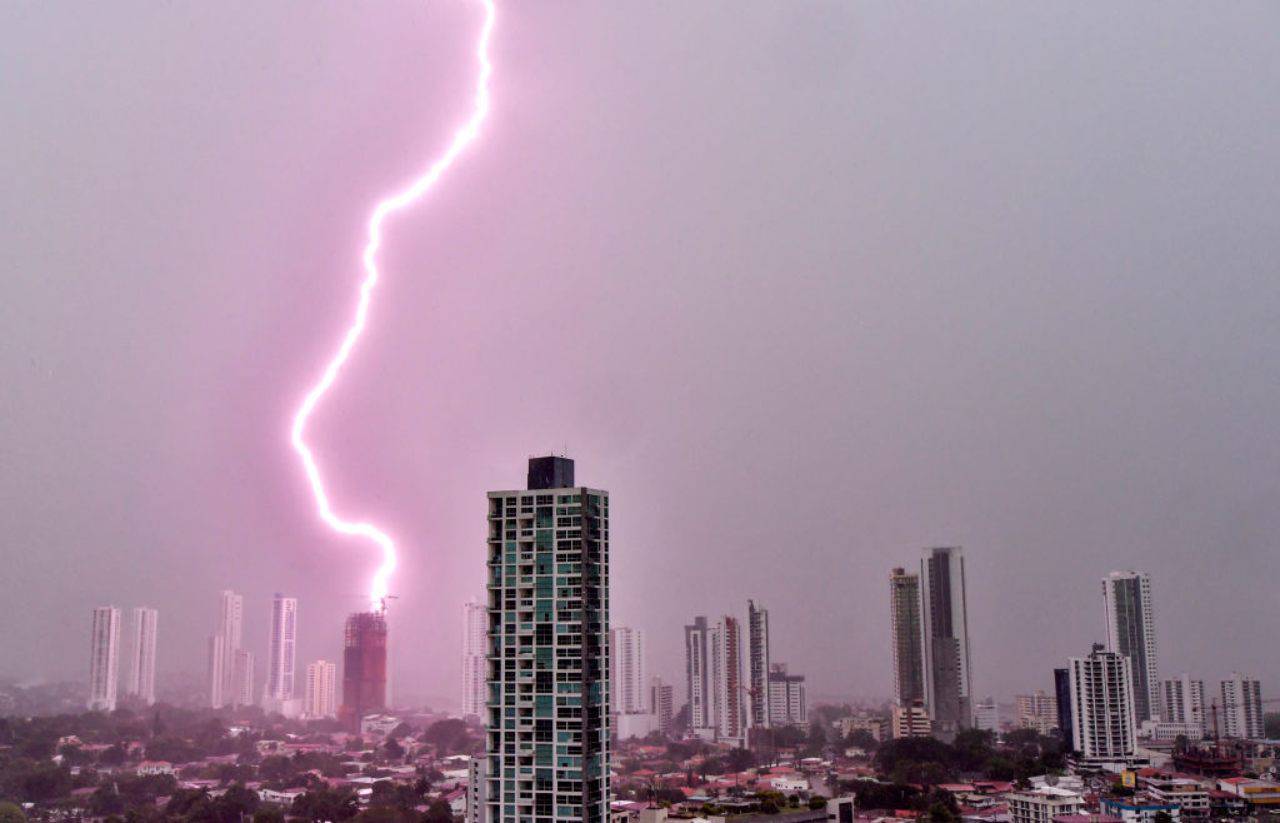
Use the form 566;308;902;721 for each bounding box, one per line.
264;594;298;707
892;701;931;739
1103;571;1160;723
88;606;122;711
124;606;158;706
839;714;887;742
462;599;487;720
1016;690;1059;736
340;610;388;730
889;567;925;710
209;590;244;708
747;600;772;729
767;664;806;727
207;635;227;709
303;659;337;719
1067;644;1137;766
233;649;255;707
1008;787;1085;823
651;676;674;736
1160;674;1205;737
710;616;745;744
1054;668;1074;751
466;756;487;823
685;616;713;737
1099;796;1181;823
921;547;973;738
974;697;999;733
610;626;646;715
1219;673;1263;739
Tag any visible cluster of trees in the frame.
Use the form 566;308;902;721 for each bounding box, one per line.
872;729;1064;786
842;779;962;822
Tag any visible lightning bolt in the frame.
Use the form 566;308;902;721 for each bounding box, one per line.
290;0;495;612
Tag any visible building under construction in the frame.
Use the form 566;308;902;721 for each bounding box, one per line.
339;609;387;731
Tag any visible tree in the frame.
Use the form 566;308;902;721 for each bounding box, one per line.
292;787;359;822
1264;713;1280;740
253;810;286;823
0;803;25;823
383;737;405;760
90;786;127;817
422;799;454;823
421;719;472;755
927;802;958;823
809;796;828;810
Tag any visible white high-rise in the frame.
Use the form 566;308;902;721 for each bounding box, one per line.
462;599;487;720
208;589;244;708
1220;673;1263;739
684;616;713;736
610;627;646;715
1102;571;1160;723
124;607;159;705
1067;644;1137;762
265;593;298;705
304;659;338;719
88;606;122;711
233;649;254;707
1161;674;1205;735
747;600;772;729
709;617;744;744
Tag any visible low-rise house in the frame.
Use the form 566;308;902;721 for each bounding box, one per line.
137;760;175;776
1008;786;1086;823
1215;777;1280;810
1099;794;1181;823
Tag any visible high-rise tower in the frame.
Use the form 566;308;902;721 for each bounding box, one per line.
746;600;771;729
340;609;388;730
710;616;745;744
484;456;610;823
88;606;121;711
609;627;646;715
1102;570;1160;723
1067;644;1137;764
889;568;925;709
304;659;338;719
463;598;488;720
124;607;159;705
920;547;973;739
684;616;713;736
265;593;298;708
208;590;243;708
1220;673;1264;739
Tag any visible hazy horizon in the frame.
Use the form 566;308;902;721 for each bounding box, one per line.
3;1;1279;711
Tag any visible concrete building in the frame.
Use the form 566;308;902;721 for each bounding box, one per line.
1008;787;1085;823
685;616;713;737
1142;776;1209;819
484;456;610;823
838;714;887;742
233;649;255;707
889;567;925;711
920;547;973;738
304;659;337;719
124;606;158;706
1016;690;1059;736
610;627;646;715
1219;673;1264;739
467;756;488;823
1160;674;1204;737
264;594;298;709
651;677;674;737
710;616;745;744
463;599;488;720
974;697;999;733
340;610;388;730
88;606;121;711
1099;796;1181;823
767;663;806;727
208;589;243;708
207;634;226;709
747;599;772;729
1067;644;1137;767
892;701;931;738
1103;571;1160;723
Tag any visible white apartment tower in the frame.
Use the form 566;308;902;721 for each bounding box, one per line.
1220;673;1263;739
208;589;244;708
462;598;488;720
609;626;646;715
1102;570;1160;723
747;600;772;729
88;606;122;711
1067;644;1137;762
685;616;713;735
710;616;745;744
767;663;807;727
265;593;298;705
233;649;254;707
1161;674;1205;735
921;547;973;737
304;659;338;719
124;607;159;705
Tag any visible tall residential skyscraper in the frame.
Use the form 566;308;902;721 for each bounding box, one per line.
124;607;159;705
233;649;255;707
1014;690;1058;735
88;606;122;711
767;663;807;727
651;677;674;737
1161;674;1205;735
684;616;713;736
208;589;244;708
609;627;646;715
710;616;745;744
1102;570;1160;723
889;568;925;709
265;593;298;706
462;599;488;720
340;610;388;730
484;456;610;823
746;600;772;729
1067;644;1137;763
920;547;973;738
1219;673;1263;739
304;659;338;719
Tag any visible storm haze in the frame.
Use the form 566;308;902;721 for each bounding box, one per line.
2;1;1279;709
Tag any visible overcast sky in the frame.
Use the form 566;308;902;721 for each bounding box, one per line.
2;1;1279;710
